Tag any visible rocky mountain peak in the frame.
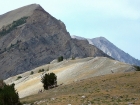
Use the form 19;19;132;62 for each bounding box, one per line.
72;35;140;66
71;35;86;40
0;4;109;79
94;36;107;41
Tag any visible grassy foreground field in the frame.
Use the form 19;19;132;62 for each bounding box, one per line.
21;71;140;105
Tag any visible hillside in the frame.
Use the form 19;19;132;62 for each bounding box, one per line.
0;4;109;79
1;3;140;105
20;71;140;105
72;35;140;66
5;57;135;98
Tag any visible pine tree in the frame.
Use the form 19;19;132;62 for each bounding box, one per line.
0;80;21;105
41;73;57;90
57;56;63;62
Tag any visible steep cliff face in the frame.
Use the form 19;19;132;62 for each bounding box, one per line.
0;4;108;79
72;35;140;66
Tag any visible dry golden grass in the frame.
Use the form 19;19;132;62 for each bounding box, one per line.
16;76;41;91
21;71;140;105
5;57;135;98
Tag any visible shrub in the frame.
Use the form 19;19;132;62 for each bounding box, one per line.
16;76;22;80
38;69;45;73
72;56;75;60
30;71;34;75
134;66;140;71
0;80;21;105
0;17;28;37
41;73;57;90
57;56;63;62
0;80;4;88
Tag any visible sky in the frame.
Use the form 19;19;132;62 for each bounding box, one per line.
0;0;140;60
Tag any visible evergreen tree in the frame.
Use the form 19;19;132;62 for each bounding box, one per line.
57;56;63;62
0;80;21;105
41;73;57;90
49;73;57;85
30;71;34;75
41;74;49;90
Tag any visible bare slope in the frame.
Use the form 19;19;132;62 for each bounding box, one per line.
5;57;135;98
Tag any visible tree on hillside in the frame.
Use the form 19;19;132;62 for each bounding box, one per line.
57;56;63;62
30;71;34;75
0;80;21;105
41;73;57;90
134;66;140;71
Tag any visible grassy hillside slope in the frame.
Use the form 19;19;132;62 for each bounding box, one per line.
5;57;135;99
21;71;140;105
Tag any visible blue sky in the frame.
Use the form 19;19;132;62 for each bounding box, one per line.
0;0;140;60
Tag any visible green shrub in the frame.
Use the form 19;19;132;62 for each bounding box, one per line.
0;80;21;105
30;71;34;75
134;66;140;71
38;69;45;73
0;17;28;37
72;56;75;60
16;76;22;80
0;80;4;88
57;56;63;62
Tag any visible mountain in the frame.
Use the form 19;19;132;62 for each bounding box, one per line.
0;4;109;79
71;35;140;66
